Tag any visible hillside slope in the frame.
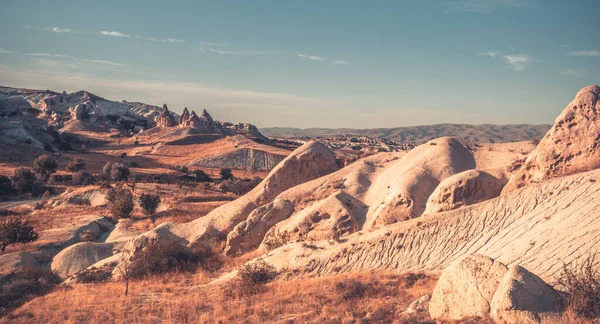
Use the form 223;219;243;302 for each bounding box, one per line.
261;123;550;144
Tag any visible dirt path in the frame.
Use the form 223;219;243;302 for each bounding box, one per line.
0;197;42;210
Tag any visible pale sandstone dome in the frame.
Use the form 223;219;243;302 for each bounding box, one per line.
424;169;506;215
118;141;338;261
429;255;562;323
503;85;600;194
51;242;116;278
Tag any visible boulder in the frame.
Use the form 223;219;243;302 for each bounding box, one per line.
424;170;505;214
51;242;115;278
429;255;508;320
503;85;600;194
490;265;563;324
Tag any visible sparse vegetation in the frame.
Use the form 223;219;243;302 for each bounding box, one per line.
128;241;222;279
227;259;278;297
0;266;61;316
194;169;212;182
138;193;161;216
66;157;86;172
72;170;93;186
0;218;39;253
217;177;261;196
107;186;134;219
555;254;600;321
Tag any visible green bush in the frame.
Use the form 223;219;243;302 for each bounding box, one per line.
10;168;37;193
32;154;57;182
0;219;39;253
107;186;134;219
102;162;130;182
67;157;86;172
138;193;161;216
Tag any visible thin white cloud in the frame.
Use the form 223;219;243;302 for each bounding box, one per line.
51;27;73;33
100;30;185;43
297;53;326;61
450;0;537;13
503;54;529;71
208;48;236;55
0;48;13;54
25;52;128;66
568;50;600;57
478;50;499;58
332;60;348;64
101;30;131;38
200;41;230;47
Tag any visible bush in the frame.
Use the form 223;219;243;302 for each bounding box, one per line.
227;259;278;297
220;168;233;180
555;254;600;320
0;266;61;315
217;178;261;196
72;170;93;186
32;154;58;182
129;241;221;279
180;166;188;174
194;170;212;183
10;168;37;193
335;280;368;300
102;162;130;182
76;266;112;283
58;141;72;151
43;143;54;152
0;218;39;253
48;174;73;185
0;175;13;195
138;193;161;216
67;157;86;172
107;186;134;219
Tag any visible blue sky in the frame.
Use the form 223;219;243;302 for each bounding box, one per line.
0;0;598;128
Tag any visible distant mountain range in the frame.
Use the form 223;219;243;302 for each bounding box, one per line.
260;124;552;144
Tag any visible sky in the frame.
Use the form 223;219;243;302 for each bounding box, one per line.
0;0;599;128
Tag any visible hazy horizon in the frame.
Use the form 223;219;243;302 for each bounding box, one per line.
1;0;598;128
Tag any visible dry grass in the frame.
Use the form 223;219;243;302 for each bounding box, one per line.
4;271;438;323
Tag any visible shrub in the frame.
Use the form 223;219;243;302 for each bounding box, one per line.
194;169;212;182
180;166;188;174
335;280;368;300
10;168;37;193
66;157;86;172
138;193;161;216
76;266;112;283
228;259;278;297
555;254;600;320
220;168;233;180
32;154;58;181
48;174;72;185
102;162;130;182
0;266;61;315
0;218;39;253
128;161;139;168
217;178;261;196
120;152;127;158
107;186;134;219
72;170;93;186
128;241;221;279
0;175;13;195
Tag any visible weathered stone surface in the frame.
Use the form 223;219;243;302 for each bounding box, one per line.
425;169;505;214
51;242;115;278
225;198;294;256
504;85;600;194
429;255;508;320
490;265;562;324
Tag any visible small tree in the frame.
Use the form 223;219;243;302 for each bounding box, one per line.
138;193;161;216
0;219;39;253
0;175;13;195
180;166;188;174
116;251;132;296
32;154;58;181
220;168;233;180
11;168;37;193
67;157;86;172
72;170;93;186
194;170;212;182
102;162;130;182
107;186;134;219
